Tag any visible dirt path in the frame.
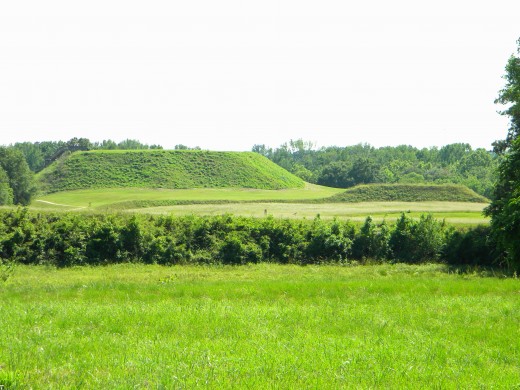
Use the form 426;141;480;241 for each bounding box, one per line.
34;200;87;209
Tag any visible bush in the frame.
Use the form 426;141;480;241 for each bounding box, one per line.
352;217;391;260
218;232;263;265
442;226;496;267
389;213;446;263
305;217;354;263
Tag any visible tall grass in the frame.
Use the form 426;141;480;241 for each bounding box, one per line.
1;264;519;388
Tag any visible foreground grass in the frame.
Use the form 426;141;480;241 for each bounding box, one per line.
1;264;518;388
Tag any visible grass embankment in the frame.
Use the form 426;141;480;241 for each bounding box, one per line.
328;184;488;203
36;150;305;193
1;264;518;388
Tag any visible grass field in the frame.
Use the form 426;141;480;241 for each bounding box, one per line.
126;201;489;224
1;264;518;388
31;186;488;225
31;184;344;209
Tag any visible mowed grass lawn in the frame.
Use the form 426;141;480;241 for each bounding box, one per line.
131;201;489;225
32;184;344;209
1;264;518;388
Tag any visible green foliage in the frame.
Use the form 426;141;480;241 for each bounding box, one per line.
0;147;35;205
0;209;498;268
218;232;263;265
352;217;391;260
305;217;355;262
9;138;164;172
328;183;488;203
254;139;498;196
438;143;472;166
0;166;14;206
493;38;520;151
37;150;304;193
317;158;381;188
389;213;447;263
348;157;381;185
317;161;352;187
486;137;520;270
443;226;496;267
486;38;520;271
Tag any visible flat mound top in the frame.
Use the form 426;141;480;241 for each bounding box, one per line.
327;183;489;203
37;150;305;193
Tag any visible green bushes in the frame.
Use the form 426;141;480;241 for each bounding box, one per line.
0;209;497;268
389;214;447;263
442;225;496;268
352;217;391;260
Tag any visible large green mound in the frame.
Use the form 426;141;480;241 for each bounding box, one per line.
327;184;488;203
37;150;305;193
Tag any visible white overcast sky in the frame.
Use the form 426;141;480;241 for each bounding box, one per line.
0;1;519;151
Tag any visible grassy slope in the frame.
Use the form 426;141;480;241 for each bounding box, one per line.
328;183;488;203
1;264;519;388
36;150;305;193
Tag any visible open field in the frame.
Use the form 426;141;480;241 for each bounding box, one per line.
31;184;344;209
31;186;488;225
126;201;489;224
1;264;518;388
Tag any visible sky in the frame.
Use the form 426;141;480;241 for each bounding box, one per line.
0;1;519;151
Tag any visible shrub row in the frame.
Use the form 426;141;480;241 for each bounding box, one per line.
0;208;496;268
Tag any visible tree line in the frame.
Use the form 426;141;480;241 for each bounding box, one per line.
10;137;164;173
253;141;498;198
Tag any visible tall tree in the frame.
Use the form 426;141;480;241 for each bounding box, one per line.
0;166;13;205
0;147;35;205
493;39;520;154
486;38;520;270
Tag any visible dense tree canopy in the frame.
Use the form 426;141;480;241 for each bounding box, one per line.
254;141;497;197
486;38;520;270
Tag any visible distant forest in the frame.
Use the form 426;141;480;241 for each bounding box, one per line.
252;140;498;198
